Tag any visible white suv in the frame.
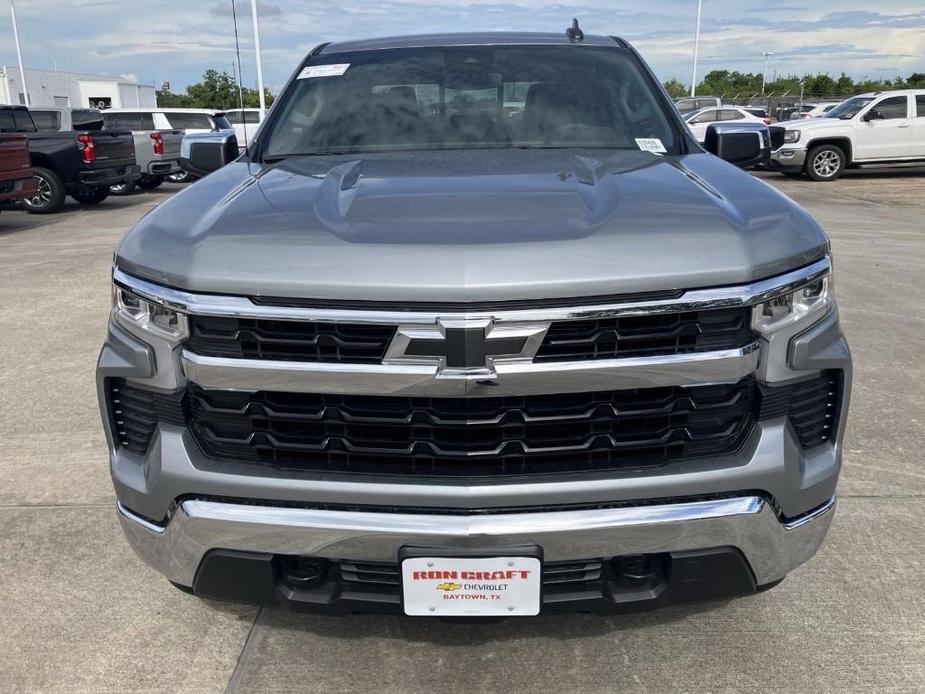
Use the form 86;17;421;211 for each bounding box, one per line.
104;108;233;134
772;89;925;180
225;108;263;151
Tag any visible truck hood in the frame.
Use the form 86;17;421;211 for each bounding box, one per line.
116;149;828;302
779;118;848;134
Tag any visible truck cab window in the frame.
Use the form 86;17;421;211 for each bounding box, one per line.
264;46;679;159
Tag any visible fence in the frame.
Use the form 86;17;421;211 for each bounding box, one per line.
717;92;855;121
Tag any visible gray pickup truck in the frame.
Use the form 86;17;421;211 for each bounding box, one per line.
98;27;851;617
100;111;183;194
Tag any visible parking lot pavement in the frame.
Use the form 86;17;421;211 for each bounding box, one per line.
0;173;923;693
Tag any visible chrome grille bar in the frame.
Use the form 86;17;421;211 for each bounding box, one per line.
114;257;830;326
181;343;760;396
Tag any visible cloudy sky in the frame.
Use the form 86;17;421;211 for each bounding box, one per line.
1;1;923;91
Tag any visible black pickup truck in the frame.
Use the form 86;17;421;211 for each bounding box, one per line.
0;105;139;213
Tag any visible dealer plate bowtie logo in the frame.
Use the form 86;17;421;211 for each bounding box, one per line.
384;318;548;377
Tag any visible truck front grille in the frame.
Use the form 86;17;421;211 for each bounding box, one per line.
187;316;396;364
105;372;841;466
186;307;754;365
185;379;758;476
534;308;753;361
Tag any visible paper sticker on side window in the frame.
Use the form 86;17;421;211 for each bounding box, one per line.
297;64;350;79
635;138;667;154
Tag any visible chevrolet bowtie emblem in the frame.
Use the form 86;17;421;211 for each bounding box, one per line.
384;318;549;377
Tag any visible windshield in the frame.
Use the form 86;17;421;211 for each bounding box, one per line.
824;97;873;120
72;109;104;130
164;113;216;130
0;110;36;132
263;46;679;159
212;114;233;131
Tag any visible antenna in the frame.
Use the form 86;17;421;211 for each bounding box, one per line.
566;18;584;42
231;0;248;150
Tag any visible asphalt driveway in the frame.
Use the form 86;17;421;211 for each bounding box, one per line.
0;173;922;693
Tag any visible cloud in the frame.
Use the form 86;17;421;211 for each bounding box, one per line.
210;1;283;18
0;0;922;91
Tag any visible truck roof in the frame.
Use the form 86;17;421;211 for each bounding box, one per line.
320;32;625;54
27;106;101;113
854;89;925;98
105;107;227;115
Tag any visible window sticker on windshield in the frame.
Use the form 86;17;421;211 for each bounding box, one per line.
635;138;667;154
297;64;350;79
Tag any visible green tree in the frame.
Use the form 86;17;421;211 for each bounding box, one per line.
804;73;837;97
687;68;924;100
662;78;688;98
835;73;854;94
154;89;192;107
156;69;274;109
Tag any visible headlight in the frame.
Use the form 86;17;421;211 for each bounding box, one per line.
751;273;831;336
113;283;188;341
783;130;801;144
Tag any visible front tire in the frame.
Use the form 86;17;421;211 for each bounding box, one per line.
71;186;110;205
137;175;165;190
23;167;66;214
805;145;846;181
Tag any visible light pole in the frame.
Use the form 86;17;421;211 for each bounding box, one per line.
690;0;703;97
10;0;29;105
250;0;266;119
761;52;775;95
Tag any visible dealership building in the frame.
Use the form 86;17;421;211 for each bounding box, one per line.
0;66;156;109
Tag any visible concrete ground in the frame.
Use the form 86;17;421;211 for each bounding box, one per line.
0;172;923;693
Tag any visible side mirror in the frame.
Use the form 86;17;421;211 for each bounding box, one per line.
703;122;770;168
180;131;239;177
862;109;882;122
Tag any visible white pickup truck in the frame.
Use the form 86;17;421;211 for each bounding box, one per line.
772;89;925;180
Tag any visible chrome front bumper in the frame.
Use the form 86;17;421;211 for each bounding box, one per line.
118;494;836;589
770;147;808;169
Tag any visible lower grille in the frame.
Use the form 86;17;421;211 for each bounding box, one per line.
334;559;601;590
187;379;757;476
277;555;654;598
105;372;841;467
541;560;604;593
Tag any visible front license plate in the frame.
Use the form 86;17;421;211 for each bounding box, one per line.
401;556;541;616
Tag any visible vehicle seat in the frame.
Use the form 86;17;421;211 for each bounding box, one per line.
522;82;614;142
448;111;508;144
369;86;423;144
